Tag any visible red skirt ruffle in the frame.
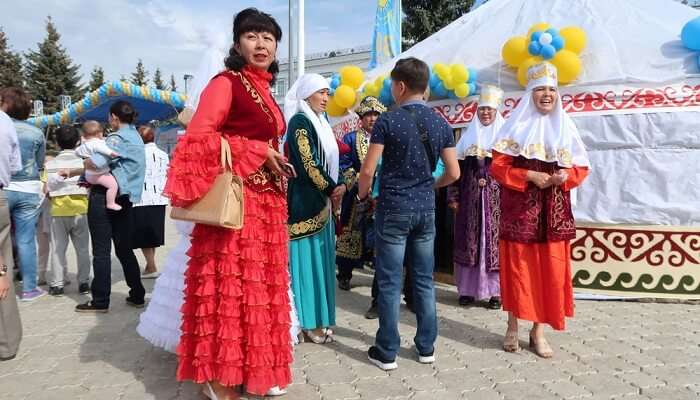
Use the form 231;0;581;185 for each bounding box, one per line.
175;186;293;395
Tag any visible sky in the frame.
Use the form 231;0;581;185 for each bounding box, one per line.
0;0;378;89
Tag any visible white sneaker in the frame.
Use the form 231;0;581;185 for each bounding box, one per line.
416;347;435;364
141;271;160;279
368;346;398;371
266;386;288;396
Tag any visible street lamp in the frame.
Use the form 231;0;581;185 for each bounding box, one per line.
183;74;194;95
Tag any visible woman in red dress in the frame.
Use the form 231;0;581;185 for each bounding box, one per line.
164;8;293;399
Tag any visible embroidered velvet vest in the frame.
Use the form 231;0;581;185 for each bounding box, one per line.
499;156;576;243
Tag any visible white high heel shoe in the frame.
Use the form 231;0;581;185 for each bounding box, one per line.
203;382;219;400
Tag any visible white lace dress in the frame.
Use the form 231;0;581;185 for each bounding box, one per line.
137;221;302;353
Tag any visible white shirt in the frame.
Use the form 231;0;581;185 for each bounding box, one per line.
75;137;115;175
45;150;88;197
0;111;21;188
134;143;170;207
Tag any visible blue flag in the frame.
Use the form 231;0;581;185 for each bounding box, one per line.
369;0;402;69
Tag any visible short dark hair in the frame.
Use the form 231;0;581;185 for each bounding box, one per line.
137;124;155;144
224;8;282;84
0;87;32;120
54;125;81;150
109;100;137;124
390;58;430;94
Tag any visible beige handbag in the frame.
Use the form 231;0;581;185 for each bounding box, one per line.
170;137;244;229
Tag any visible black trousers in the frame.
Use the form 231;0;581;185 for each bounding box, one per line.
88;188;144;308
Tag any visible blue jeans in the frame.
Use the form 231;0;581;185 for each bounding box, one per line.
374;209;437;360
7;190;41;292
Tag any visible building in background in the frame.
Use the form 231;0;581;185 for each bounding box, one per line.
274;45;371;106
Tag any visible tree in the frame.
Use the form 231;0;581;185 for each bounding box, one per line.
24;17;84;113
88;66;105;91
169;74;177;91
401;0;474;50
131;59;148;86
0;28;24;88
153;68;165;90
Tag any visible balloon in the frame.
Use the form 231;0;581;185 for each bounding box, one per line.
444;75;458;90
467;67;478;83
339;66;364;90
374;75;386;88
531;31;542;42
551;36;565;51
517;57;541;87
541;44;556;60
454;83;470;98
429;74;440;90
560;26;587;54
450;64;469;83
383;77;392;89
448;91;458;99
334;85;356;108
527;22;551;39
433;63;449;80
528;41;542;56
539;32;553;46
330;75;341;89
433;82;448;98
326;98;346;117
501;36;529;68
551;49;582;84
468;83;477;95
379;90;393;106
681;16;700;51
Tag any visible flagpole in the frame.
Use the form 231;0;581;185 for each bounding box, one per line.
288;0;295;85
297;0;305;76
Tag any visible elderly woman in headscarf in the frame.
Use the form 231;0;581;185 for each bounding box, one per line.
490;62;589;358
285;73;346;344
448;85;505;310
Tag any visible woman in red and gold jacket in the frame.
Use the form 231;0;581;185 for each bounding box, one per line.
164;8;292;399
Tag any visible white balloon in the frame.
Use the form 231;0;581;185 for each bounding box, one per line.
539;32;553;45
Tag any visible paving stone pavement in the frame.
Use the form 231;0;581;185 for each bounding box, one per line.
2;221;699;399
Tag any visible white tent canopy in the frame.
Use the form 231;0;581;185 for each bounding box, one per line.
369;0;700;226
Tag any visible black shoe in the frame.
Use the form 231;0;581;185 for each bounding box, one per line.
488;296;502;310
79;283;90;295
415;347;435;364
405;301;415;314
364;305;378;320
48;286;64;297
338;278;351;291
126;297;145;308
368;346;397;371
75;301;108;313
459;296;475;306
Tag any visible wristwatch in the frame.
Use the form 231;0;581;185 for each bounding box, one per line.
0;264;7;277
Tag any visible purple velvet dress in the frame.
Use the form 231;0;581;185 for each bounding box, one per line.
448;157;501;299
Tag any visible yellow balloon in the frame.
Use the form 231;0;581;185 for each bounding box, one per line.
326;98;346;117
527;22;551;39
454;83;470;98
450;64;469;83
334;85;357;108
517;57;541;87
560;26;587;54
551;49;582;84
501;36;529;68
340;66;365;90
374;75;386;89
433;63;448;77
444;74;457;90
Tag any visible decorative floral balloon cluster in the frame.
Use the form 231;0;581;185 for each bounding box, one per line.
681;16;700;68
327;65;365;117
429;63;479;100
501;22;586;87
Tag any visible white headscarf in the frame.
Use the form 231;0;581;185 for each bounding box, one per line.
491;62;590;168
284;74;339;182
456;111;505;160
186;30;228;111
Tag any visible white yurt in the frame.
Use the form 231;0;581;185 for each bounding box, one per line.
365;0;700;298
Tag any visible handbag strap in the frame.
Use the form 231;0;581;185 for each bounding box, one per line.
220;137;233;171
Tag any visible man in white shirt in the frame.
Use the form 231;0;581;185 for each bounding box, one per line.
0;106;23;360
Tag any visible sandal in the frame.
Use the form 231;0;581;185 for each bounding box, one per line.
487;297;501;310
502;329;520;352
529;334;553;358
304;330;334;344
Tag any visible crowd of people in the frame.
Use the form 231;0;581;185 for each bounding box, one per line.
0;7;590;400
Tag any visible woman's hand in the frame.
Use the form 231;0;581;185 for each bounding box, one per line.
0;275;10;300
265;147;291;178
448;201;459;212
331;184;347;211
84;159;97;171
549;170;569;186
526;171;552;189
478;178;487;188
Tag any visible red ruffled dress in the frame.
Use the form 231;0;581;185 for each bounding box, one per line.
164;66;292;395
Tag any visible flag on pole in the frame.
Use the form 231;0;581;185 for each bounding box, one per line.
368;0;402;69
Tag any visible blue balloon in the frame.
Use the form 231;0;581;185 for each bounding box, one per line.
468;83;477;95
681;16;700;51
448;90;458;99
551;36;565;51
383;77;392;89
433;82;448;98
467;68;478;83
541;44;556;60
330;75;341;89
528;41;542;56
379;91;393;106
429;74;440;89
530;31;542;42
545;28;559;37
